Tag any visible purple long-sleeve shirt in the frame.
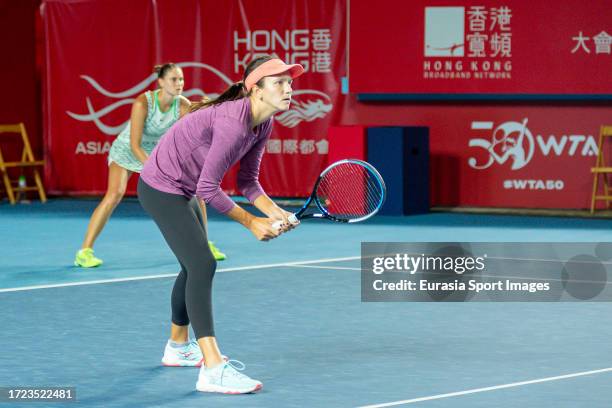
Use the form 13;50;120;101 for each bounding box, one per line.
140;97;273;214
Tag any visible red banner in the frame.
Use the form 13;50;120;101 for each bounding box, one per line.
340;101;611;209
41;0;346;197
349;0;612;97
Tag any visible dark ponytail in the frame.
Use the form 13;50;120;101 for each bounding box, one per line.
190;55;274;113
189;82;245;113
153;62;178;79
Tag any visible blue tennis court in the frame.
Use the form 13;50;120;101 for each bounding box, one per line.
1;199;611;407
3;0;611;406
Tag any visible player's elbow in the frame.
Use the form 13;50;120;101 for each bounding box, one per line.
236;175;257;195
196;183;220;203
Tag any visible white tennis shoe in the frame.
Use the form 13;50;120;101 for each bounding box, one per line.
161;339;203;367
196;360;263;394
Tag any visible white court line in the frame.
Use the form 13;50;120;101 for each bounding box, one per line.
293;264;362;271
0;256;360;293
356;367;612;408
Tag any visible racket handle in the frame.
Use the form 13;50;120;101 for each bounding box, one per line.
272;213;299;230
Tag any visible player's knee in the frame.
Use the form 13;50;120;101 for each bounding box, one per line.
181;243;217;278
104;190;125;206
191;255;217;279
201;254;217;276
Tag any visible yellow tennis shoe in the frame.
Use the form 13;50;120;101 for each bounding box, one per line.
74;248;103;268
208;241;226;261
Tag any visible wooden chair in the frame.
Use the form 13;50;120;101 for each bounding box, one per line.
590;125;612;214
0;123;47;204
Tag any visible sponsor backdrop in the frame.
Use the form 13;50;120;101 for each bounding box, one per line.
41;0;345;197
344;0;611;209
40;0;610;209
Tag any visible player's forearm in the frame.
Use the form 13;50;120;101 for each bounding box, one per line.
226;204;255;228
252;194;281;218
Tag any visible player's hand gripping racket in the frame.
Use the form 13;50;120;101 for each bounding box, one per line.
273;159;386;230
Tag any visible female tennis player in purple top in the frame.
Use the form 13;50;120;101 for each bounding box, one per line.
138;55;303;394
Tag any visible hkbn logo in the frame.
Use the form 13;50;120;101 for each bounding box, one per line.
424;7;465;57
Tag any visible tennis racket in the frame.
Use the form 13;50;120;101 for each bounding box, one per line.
273;159;386;229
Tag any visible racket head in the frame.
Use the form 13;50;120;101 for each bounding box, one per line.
312;159;386;223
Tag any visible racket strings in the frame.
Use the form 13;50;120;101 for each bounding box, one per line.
320;165;363;215
316;162;384;220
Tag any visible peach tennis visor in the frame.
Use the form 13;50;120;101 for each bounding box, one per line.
244;59;305;92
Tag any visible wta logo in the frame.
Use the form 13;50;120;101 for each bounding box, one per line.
468;119;598;170
66;61;333;135
468;119;533;170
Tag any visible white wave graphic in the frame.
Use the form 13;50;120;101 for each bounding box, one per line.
77;62;233;99
66;97;133;135
67;62;331;134
79;75;157;99
66;86;216;135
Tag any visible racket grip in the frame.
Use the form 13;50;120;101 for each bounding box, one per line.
272;213;299;230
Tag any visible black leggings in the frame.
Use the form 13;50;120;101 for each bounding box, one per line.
137;179;217;338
